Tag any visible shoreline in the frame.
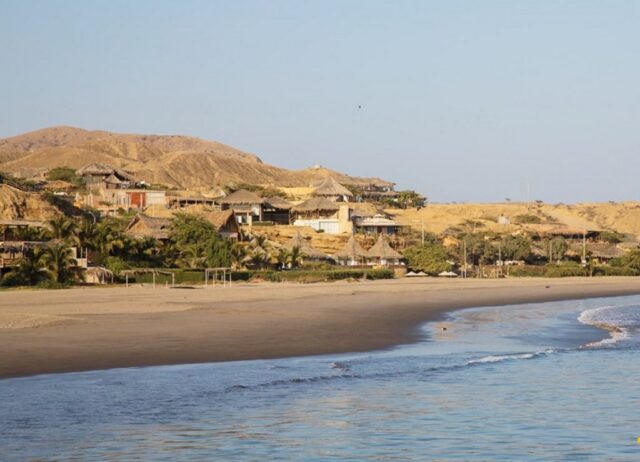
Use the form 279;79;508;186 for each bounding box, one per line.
1;277;640;379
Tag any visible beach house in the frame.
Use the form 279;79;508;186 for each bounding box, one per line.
291;197;353;234
366;234;404;267
311;177;353;203
334;235;370;266
262;196;293;225
199;210;241;241
353;213;403;236
220;189;265;225
124;214;172;241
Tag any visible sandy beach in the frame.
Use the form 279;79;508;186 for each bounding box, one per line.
1;277;640;379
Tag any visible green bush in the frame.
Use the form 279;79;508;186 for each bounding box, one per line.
544;264;588;278
592;266;640;277
508;266;547;277
248;268;394;283
513;214;542;224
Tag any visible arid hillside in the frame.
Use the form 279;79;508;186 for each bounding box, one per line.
0;185;59;221
389;202;640;240
0;126;392;191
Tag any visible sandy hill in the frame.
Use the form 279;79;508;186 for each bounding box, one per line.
0;126;392;191
0;185;59;221
389;202;640;240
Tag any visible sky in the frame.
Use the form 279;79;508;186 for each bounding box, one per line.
1;1;639;203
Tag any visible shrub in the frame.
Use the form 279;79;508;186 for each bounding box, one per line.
544;264;588;278
513;214;542;224
592;266;640;277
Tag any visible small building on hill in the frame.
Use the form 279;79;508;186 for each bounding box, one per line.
200;210;241;241
353;213;403;236
353;180;398;201
366;234;404;266
124;214;172;241
291;197;352;234
334;235;370;266
262;196;293;225
220;189;265;225
311;177;353;202
77;163;136;189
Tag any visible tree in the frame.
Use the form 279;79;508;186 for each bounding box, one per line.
611;249;640;271
46;215;78;242
169;213;233;269
500;235;532;262
76;218;98;250
41;242;83;284
460;234;496;265
547;237;568;263
230;243;248;270
1;247;49;286
46;167;82;185
403;243;452;275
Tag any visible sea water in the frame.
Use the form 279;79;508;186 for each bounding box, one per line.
2;295;640;461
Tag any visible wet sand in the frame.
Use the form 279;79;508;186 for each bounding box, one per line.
1;277;640;378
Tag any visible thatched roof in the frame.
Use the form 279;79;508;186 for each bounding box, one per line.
312;177;353;198
124;214;171;240
570;242;628;259
220;189;265;205
200;210;238;232
104;173;124;184
285;232;327;259
292;197;340;213
367;235;403;259
77;163;115;176
76;163;134;181
356;214;399;227
264;196;293;210
334;235;369;259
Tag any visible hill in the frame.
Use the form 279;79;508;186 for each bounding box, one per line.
0;126;393;191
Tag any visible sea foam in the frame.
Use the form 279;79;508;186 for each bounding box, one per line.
578;305;640;348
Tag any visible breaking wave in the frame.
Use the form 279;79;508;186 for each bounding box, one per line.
578;305;640;348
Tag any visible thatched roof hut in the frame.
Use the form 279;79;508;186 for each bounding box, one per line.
312;177;353;200
76;163;134;181
367;234;402;260
292;197;340;214
264;196;293;210
220;189;265;205
334;235;369;261
199;210;240;240
285;232;327;259
124;214;171;240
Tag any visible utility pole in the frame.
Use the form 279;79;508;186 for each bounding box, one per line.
582;229;587;267
526;181;531;212
421;207;425;245
463;240;467;279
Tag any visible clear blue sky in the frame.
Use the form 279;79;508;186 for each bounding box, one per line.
1;1;639;202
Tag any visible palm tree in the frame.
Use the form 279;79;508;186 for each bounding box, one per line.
46;215;78;242
230;243;248;270
289;245;305;269
15;247;48;285
76;218;98;250
277;248;291;270
247;247;270;270
41;242;83;284
14;226;45;242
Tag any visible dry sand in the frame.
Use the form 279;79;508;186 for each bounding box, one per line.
1;277;640;379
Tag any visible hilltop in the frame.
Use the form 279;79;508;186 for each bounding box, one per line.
0;126;393;191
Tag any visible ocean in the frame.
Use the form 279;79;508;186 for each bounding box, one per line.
2;295;639;461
